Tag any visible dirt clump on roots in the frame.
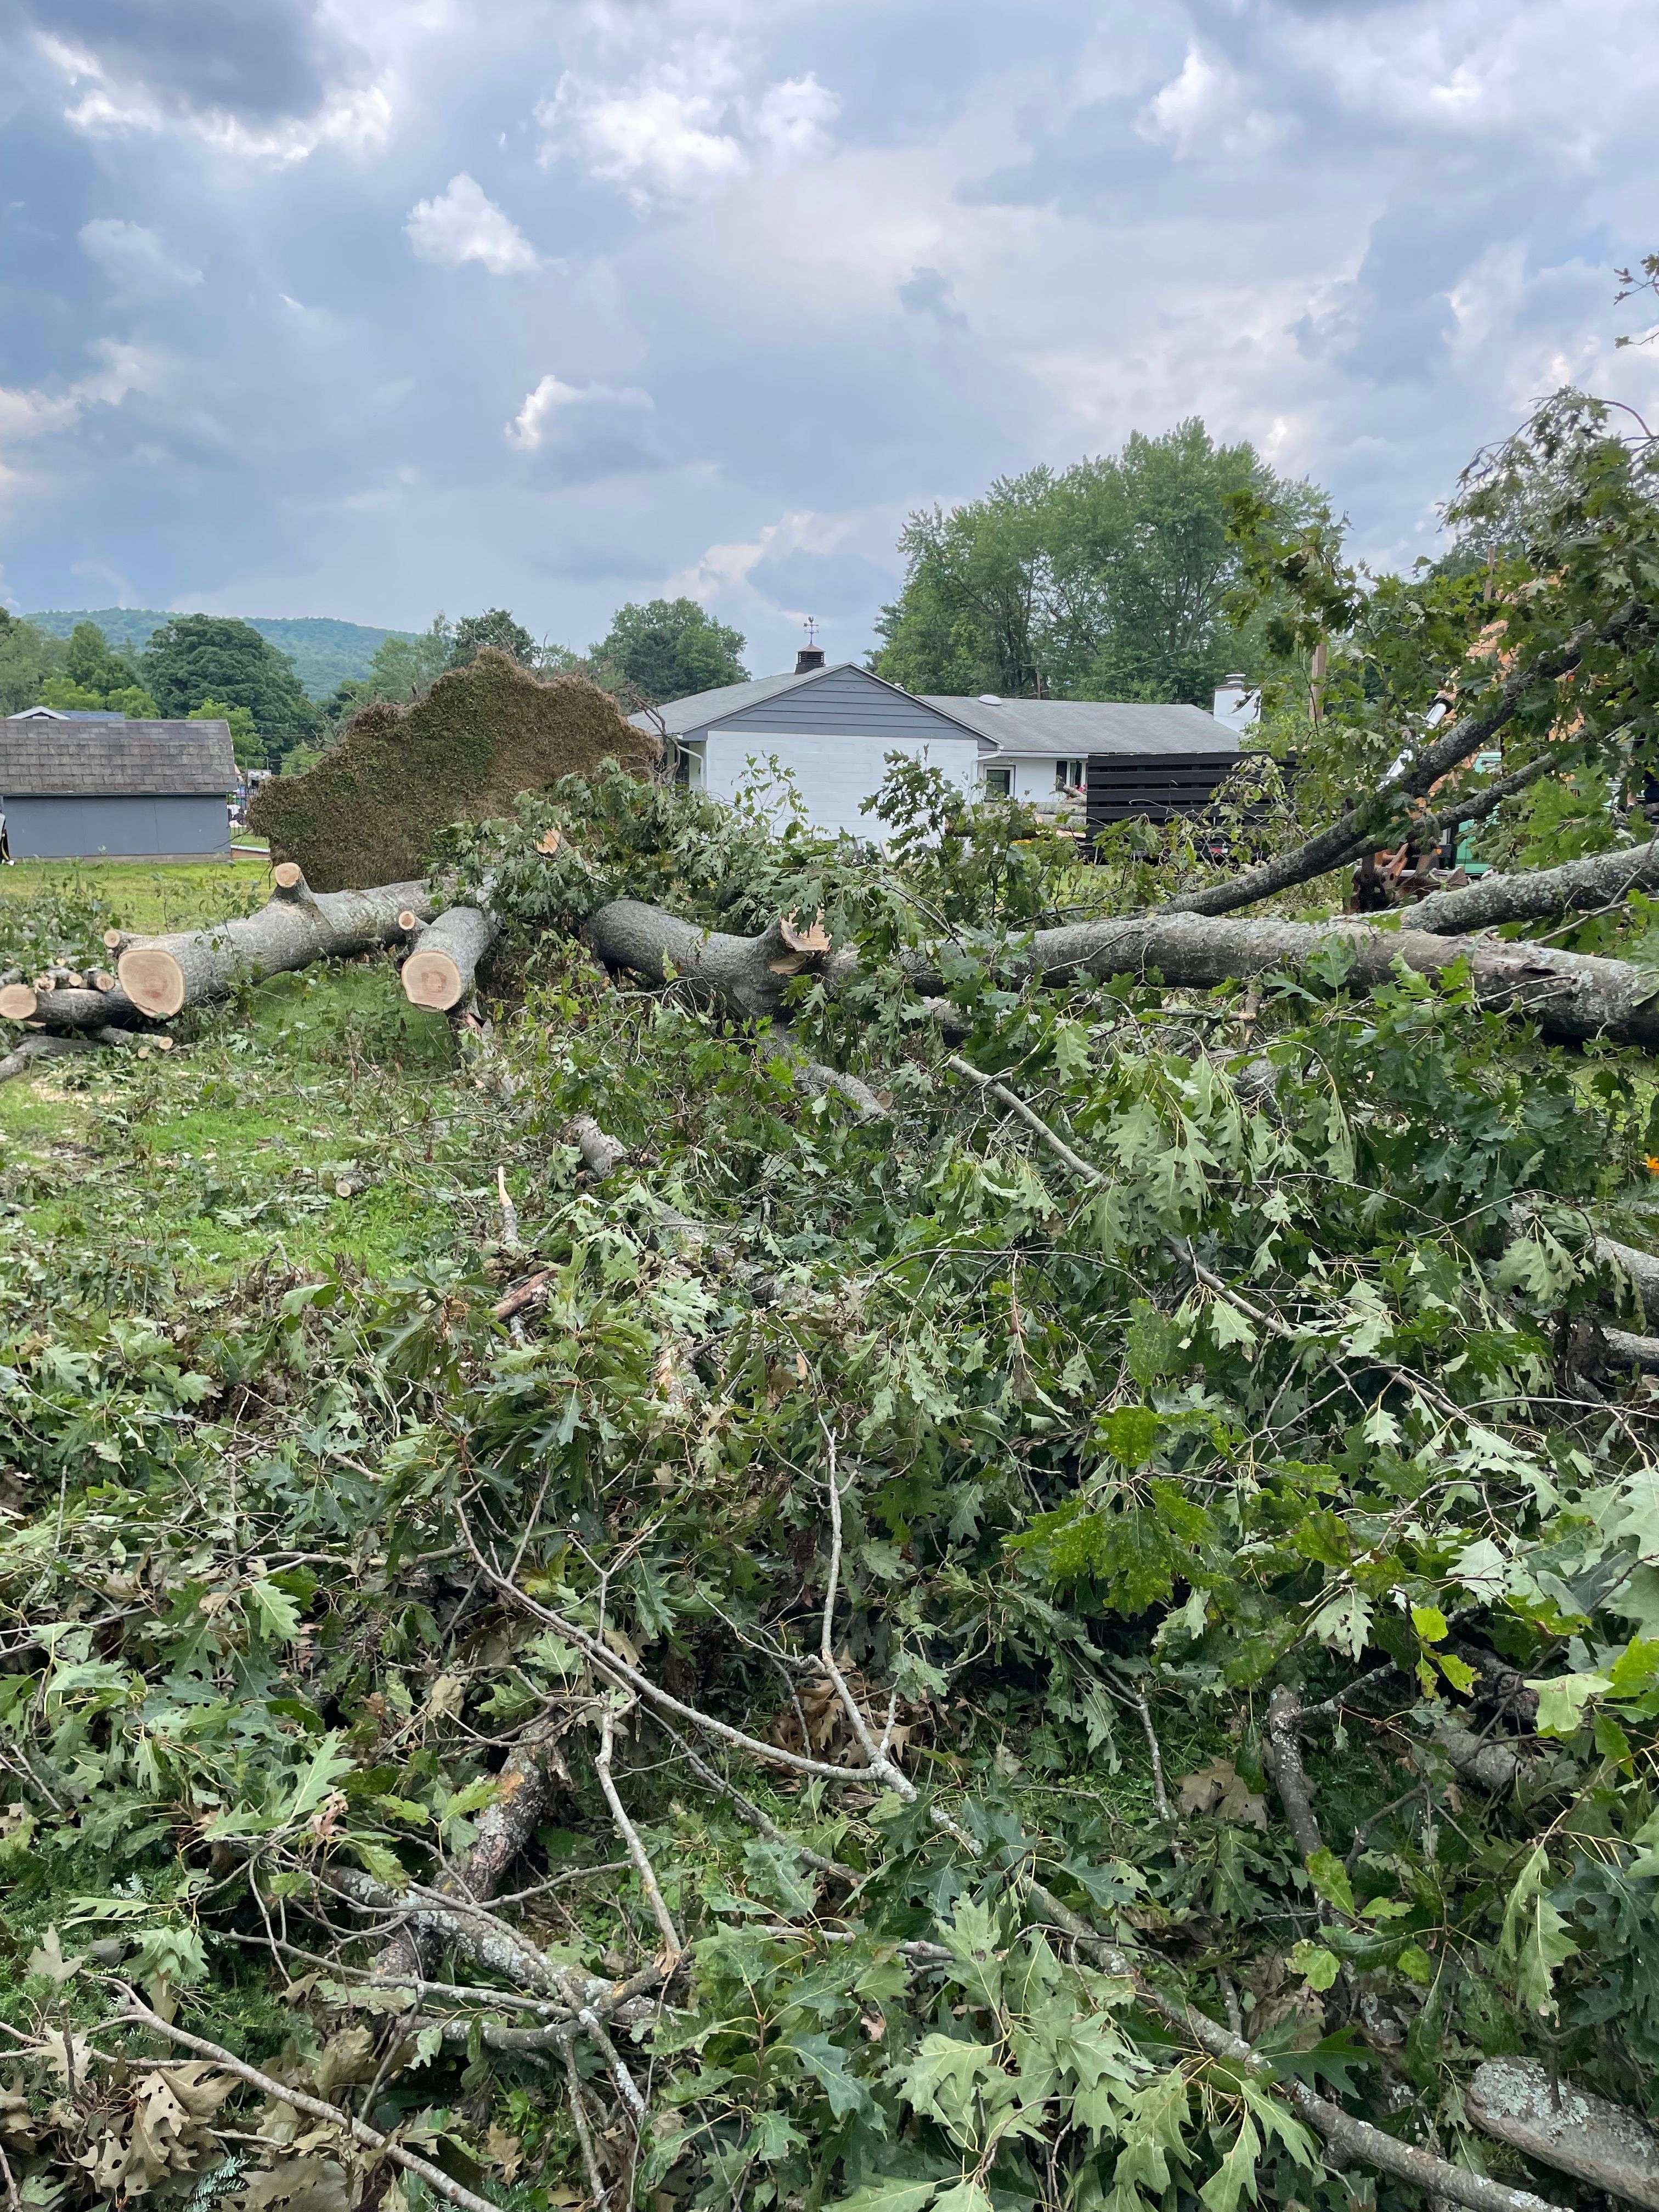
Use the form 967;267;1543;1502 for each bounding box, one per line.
249;650;662;889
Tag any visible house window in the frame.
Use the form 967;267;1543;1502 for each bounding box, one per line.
1055;758;1086;792
984;766;1013;798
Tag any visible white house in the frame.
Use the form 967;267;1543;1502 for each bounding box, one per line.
635;652;1239;837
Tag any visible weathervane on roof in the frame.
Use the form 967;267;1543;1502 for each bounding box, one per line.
803;615;818;648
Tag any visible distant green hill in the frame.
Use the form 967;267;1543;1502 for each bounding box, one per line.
25;610;421;700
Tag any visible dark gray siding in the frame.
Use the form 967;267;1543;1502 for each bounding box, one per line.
5;795;230;860
708;665;970;741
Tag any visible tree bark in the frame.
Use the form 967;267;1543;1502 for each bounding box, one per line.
402;905;501;1012
1160;600;1646;918
14;983;155;1031
1411;839;1659;934
1468;2059;1659;2211
117;871;438;1018
969;912;1659;1052
586;899;856;1022
584;895;1659;1053
1596;1234;1659;1325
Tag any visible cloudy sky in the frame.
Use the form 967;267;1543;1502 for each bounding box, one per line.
1;0;1656;673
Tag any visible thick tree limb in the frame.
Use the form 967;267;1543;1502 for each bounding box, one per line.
977;912;1659;1052
1468;2059;1659;2211
402;905;500;1012
1161;600;1646;917
117;868;437;1018
0;1033;114;1083
1024;1884;1569;2212
11;981;156;1031
586;900;857;1021
1412;838;1659;934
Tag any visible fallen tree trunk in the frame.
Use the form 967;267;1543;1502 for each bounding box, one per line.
1412;838;1659;934
401;904;500;1012
1468;2059;1659;2211
940;912;1659;1052
589;895;1659;1053
117;865;437;1019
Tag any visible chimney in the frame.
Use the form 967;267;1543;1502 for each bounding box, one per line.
795;646;826;673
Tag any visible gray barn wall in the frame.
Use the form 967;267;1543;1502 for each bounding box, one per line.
5;794;230;860
702;665;971;742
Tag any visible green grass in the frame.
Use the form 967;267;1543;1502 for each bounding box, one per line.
0;857;272;934
0;940;487;1293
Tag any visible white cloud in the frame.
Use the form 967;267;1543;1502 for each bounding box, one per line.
405;174;539;274
537;39;838;207
746;74;839;162
0;340;154;449
1139;46;1283;161
506;374;654;452
36;27;396;165
78;218;202;295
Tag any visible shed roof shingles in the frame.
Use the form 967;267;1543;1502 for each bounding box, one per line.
0;720;235;797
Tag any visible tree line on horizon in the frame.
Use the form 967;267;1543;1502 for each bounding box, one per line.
0;412;1479;773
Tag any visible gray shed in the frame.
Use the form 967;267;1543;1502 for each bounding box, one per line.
0;719;235;860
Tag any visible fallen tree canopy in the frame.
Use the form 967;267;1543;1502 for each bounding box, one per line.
13;396;1659;2212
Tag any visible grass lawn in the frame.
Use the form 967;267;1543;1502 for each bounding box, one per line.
0;855;273;934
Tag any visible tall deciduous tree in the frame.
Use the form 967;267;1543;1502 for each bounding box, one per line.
142;616;318;763
0;612;65;716
873;420;1322;702
589;597;749;703
449;608;538;668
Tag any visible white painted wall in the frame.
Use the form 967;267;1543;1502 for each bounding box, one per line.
704;730;983;837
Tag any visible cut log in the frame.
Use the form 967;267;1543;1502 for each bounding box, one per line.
401;905;500;1013
1597;1234;1659;1325
1468;2059;1659;2211
0;985;37;1022
1412;839;1659;935
24;984;154;1032
117;876;438;1019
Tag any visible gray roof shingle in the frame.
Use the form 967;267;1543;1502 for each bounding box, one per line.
921;697;1234;755
0;720;236;797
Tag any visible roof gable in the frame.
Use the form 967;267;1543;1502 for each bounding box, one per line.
640;662;989;746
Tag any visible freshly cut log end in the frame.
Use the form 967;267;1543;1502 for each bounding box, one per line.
103;928;124;951
403;948;466;1012
272;861;306;894
536;828;563;856
92;971;117;993
117;946;189;1019
0;984;38;1022
397;909;420;933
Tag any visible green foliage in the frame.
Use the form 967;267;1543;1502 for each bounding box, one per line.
25;610;422;699
872;421;1321;703
189;696;262;769
36;619;160;718
449;606;538;668
14;503;1659;2205
143;616;319;764
0;611;66;716
589;595;749;702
